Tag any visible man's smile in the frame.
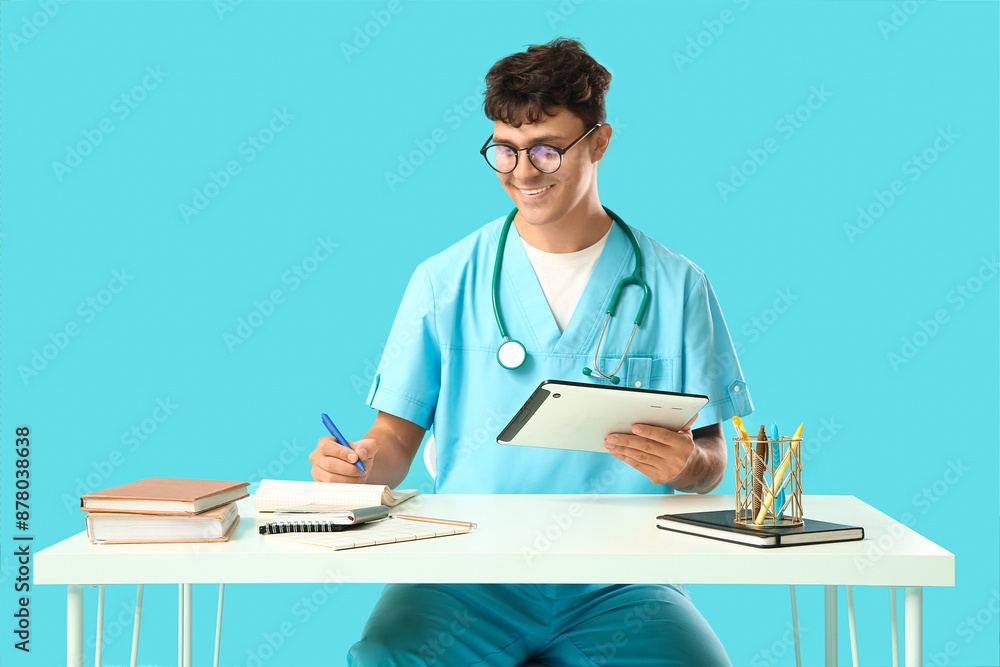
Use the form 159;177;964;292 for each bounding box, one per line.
516;184;555;198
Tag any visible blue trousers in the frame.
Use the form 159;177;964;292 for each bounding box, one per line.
347;583;732;666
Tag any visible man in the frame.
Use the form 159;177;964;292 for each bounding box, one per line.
310;37;752;666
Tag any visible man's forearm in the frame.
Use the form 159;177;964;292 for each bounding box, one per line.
361;425;415;488
668;432;727;494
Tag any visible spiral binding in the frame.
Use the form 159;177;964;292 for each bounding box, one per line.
258;521;347;535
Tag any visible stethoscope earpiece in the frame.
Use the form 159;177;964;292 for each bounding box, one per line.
584;367;621;384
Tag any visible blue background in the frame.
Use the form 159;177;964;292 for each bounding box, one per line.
2;1;997;665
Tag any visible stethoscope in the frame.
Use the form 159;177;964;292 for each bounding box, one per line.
492;205;650;384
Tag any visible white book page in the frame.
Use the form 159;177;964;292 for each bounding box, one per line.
254;479;417;512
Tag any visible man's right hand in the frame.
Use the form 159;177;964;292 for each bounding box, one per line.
309;436;378;483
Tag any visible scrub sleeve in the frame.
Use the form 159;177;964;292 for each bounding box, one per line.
364;264;440;431
681;273;753;429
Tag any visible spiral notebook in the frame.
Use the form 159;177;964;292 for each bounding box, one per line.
263;516;474;551
258;505;390;534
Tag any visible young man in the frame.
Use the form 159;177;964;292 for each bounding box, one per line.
310;38;752;666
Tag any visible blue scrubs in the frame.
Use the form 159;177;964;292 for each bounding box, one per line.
350;214;752;665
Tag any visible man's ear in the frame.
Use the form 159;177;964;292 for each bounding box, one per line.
594;124;612;157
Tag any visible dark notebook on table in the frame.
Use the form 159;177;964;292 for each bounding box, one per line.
656;509;864;548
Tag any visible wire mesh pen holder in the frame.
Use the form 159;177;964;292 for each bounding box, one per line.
734;436;803;527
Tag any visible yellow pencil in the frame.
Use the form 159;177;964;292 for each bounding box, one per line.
390;514;477;530
731;416;753;519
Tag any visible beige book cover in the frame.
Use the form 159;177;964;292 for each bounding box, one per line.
80;478;249;515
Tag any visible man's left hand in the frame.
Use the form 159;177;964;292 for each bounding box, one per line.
604;413;699;485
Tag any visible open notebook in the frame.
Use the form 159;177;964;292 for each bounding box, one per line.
254;479;418;512
264;516;473;551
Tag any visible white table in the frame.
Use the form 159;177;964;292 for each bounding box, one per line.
36;494;953;667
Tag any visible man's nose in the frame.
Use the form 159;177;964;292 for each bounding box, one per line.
512;149;540;180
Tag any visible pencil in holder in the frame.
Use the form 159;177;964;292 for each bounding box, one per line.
733;434;802;527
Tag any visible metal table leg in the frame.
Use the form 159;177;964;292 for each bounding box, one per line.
183;583;193;667
905;586;922;667
825;585;838;667
67;585;84;667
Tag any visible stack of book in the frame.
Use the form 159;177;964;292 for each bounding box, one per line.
80;478;249;544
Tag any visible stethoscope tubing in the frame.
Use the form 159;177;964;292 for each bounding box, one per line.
492;205;649;381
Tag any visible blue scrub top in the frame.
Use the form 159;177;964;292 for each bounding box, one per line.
366;214;753;494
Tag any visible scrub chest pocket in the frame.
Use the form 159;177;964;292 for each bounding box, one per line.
626;357;675;390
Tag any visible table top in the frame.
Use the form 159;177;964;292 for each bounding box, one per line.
35;493;954;587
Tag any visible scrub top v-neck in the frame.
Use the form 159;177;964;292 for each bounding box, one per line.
366;214;752;494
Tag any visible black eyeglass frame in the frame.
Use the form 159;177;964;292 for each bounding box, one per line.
479;122;603;174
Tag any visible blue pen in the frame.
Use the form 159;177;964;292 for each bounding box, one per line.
771;422;784;518
322;413;366;472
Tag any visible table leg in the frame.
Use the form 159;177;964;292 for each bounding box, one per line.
905;586;922;667
67;585;84;667
825;585;838;667
96;585;105;667
130;584;144;667
214;584;225;667
178;585;184;667
890;587;900;667
183;584;193;667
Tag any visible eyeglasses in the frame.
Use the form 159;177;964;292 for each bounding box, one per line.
479;123;602;174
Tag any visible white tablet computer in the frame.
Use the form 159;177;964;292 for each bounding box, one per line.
497;380;710;454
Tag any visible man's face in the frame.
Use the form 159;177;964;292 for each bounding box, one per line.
490;108;604;228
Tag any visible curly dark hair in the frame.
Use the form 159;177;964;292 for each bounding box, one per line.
483;37;611;129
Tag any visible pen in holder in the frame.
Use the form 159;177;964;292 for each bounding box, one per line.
734;432;803;527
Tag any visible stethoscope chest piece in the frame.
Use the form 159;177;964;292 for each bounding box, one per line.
497;339;527;370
